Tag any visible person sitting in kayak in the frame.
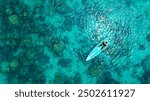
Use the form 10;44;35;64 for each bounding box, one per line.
98;41;108;50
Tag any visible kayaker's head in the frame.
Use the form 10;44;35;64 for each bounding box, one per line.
103;41;107;46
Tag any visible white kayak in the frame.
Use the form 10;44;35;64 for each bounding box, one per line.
86;38;111;61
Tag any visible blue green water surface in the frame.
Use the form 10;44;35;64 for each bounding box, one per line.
0;0;150;84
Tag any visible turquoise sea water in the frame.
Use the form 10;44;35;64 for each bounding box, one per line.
0;0;150;84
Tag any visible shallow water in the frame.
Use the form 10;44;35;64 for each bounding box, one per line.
0;0;150;84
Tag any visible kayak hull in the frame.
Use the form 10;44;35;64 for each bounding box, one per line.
86;38;110;61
